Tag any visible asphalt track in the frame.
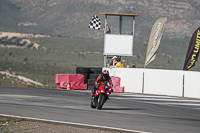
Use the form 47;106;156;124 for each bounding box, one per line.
0;86;200;133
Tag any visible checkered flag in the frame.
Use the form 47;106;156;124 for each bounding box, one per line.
89;15;101;30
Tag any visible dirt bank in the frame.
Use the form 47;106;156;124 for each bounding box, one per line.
0;117;122;133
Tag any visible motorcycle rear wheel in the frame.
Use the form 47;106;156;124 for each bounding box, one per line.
90;98;96;108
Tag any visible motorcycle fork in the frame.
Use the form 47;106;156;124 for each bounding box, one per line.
98;95;101;103
99;94;107;103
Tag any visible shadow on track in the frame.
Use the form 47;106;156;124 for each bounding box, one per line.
101;108;144;111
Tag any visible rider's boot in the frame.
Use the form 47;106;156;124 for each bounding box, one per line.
91;87;96;97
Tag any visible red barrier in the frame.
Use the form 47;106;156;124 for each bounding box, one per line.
67;74;84;83
60;81;68;88
111;76;124;93
55;74;87;90
70;82;87;90
57;84;62;89
55;74;67;84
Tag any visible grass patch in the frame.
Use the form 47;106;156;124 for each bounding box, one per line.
0;117;24;123
0;118;24;123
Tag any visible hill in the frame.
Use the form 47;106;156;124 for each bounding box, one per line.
1;0;200;40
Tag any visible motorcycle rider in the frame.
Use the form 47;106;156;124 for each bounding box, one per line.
91;70;113;97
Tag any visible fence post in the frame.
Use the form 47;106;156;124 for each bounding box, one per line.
142;72;144;94
182;75;185;97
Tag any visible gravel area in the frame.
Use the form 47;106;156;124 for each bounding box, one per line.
0;117;123;133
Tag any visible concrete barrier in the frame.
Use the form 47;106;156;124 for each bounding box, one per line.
104;68;144;93
103;67;200;99
143;69;183;97
184;71;200;99
115;68;144;93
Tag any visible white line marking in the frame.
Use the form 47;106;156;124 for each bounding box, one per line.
0;94;40;98
0;114;151;133
144;102;200;107
117;94;176;98
111;97;200;103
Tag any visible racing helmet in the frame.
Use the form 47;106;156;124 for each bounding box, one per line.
102;70;109;80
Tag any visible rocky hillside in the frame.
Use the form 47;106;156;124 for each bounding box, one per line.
1;0;200;40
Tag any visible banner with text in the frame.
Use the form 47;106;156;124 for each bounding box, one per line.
144;18;167;67
183;27;200;70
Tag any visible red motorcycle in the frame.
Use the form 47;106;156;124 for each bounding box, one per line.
90;82;112;110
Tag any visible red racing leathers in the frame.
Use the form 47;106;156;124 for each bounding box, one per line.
95;74;113;89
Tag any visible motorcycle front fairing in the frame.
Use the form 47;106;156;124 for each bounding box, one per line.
94;82;112;97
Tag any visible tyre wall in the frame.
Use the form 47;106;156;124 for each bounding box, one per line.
76;67;102;90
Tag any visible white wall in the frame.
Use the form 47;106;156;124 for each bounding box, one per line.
184;71;200;99
143;69;183;97
104;68;144;93
116;68;144;93
103;67;200;99
104;68;115;77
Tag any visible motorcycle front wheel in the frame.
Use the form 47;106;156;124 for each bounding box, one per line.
97;94;106;110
